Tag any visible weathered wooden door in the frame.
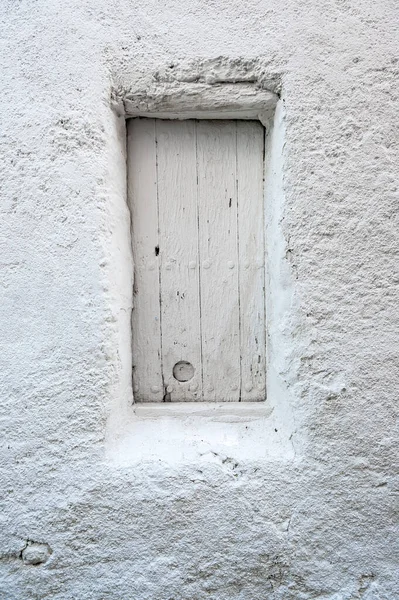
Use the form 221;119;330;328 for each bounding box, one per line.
127;118;265;402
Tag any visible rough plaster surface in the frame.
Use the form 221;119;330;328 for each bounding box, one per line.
0;1;398;598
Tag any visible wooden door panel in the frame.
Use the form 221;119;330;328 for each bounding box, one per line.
128;118;265;402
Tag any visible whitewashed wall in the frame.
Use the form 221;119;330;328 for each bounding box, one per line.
0;1;398;599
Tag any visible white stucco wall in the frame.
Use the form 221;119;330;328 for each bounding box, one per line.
1;1;398;598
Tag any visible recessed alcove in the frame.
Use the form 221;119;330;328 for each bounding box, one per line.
106;78;296;463
123;81;277;406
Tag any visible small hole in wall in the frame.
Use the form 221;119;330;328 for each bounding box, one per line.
173;361;195;382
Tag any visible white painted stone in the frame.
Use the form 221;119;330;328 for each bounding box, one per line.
21;542;52;566
0;2;398;599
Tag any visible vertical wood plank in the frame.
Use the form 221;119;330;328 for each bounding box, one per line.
127;119;163;402
237;121;266;400
196;120;241;401
156;120;202;401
